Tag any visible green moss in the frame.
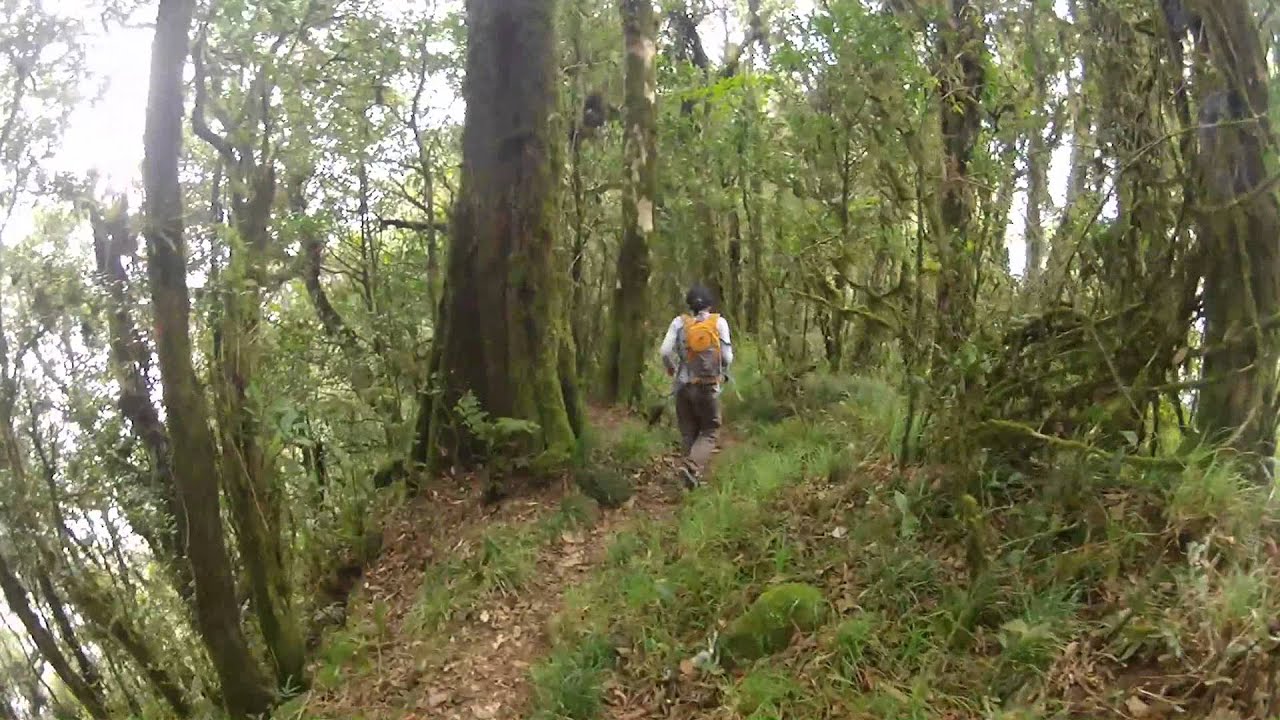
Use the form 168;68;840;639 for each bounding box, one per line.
575;465;634;509
718;583;827;665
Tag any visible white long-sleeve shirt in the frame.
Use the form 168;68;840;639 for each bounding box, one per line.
660;311;733;387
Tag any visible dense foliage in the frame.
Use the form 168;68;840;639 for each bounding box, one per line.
0;0;1276;717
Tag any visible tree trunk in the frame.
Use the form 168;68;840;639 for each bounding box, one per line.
697;200;723;306
1190;0;1280;479
217;167;307;692
605;0;657;406
60;573;193;717
141;0;275;715
88;200;193;603
933;0;987;357
34;571;102;700
0;554;108;719
1022;0;1050;286
1042;5;1092;304
424;0;576;466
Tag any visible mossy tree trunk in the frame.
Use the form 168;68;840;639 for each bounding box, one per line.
0;555;109;719
192;39;307;692
425;0;576;466
605;0;657;406
1041;0;1092;304
141;0;275;715
933;0;987;358
1189;0;1280;479
87;200;193;603
1021;0;1050;288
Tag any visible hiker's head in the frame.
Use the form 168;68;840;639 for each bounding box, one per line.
685;284;714;313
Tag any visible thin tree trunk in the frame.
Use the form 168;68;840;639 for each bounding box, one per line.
87;200;192;602
1022;0;1050;286
605;0;657;405
0;554;108;719
141;0;274;714
61;574;193;717
217;176;307;692
34;571;102;699
1041;6;1092;304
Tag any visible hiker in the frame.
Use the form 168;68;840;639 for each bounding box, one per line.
660;284;733;488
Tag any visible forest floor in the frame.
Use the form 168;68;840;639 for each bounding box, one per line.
289;407;699;720
280;368;1280;720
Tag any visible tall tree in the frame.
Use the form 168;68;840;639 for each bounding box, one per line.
192;20;307;689
424;0;577;464
933;0;988;358
604;0;657;405
140;0;274;715
1189;0;1280;478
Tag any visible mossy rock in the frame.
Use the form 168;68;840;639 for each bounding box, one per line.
718;583;827;666
574;465;634;509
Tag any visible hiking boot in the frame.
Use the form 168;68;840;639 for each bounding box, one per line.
678;466;700;490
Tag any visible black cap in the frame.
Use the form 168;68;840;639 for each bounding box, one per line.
685;284;713;312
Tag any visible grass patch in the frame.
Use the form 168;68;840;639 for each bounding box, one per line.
528;634;617;720
406;523;539;633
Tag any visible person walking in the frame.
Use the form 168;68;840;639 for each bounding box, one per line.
660;283;733;488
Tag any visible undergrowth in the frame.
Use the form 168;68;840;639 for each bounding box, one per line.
530;364;1280;720
288;356;1280;720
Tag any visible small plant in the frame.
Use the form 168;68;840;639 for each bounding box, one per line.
529;634;617;720
732;667;805;716
574;464;634;508
472;526;539;595
456;391;542;475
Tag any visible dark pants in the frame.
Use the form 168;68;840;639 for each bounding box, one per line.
676;383;721;476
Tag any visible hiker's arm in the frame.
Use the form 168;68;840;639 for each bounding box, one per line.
718;317;734;369
659;317;680;373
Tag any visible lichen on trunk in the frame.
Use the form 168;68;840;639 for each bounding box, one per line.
424;0;576;470
141;0;275;714
605;0;657;406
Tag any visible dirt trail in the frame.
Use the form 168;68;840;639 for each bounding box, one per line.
300;408;704;720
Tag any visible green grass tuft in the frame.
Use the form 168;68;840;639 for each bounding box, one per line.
529;634;617;720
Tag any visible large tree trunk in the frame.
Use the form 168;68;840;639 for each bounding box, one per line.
1190;0;1280;480
424;0;576;466
141;0;275;715
604;0;657;406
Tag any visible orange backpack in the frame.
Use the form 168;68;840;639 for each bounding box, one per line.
681;313;722;384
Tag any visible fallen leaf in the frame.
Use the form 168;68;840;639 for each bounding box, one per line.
679;659;697;677
831;526;848;539
427;692;450;709
1126;696;1150;718
480;610;491;623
